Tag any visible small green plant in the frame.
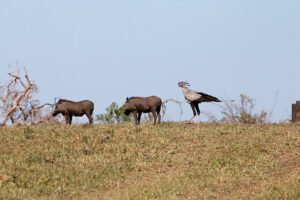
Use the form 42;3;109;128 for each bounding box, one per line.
95;102;132;123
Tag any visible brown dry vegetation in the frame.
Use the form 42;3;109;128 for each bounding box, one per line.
0;122;299;200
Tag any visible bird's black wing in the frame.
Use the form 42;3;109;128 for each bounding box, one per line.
197;92;221;102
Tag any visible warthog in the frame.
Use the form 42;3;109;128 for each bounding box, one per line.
124;96;162;124
52;99;94;124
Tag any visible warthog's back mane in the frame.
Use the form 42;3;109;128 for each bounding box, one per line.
129;97;145;100
129;96;157;100
58;99;88;104
60;99;74;102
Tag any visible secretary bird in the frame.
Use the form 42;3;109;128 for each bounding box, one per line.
178;81;221;124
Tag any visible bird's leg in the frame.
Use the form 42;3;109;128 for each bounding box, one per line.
185;115;196;124
195;104;201;126
186;104;197;124
197;114;201;127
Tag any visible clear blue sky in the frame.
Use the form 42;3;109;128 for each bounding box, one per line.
1;1;300;122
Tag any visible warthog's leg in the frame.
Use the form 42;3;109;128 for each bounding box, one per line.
69;116;73;124
87;108;94;124
156;106;161;124
137;112;142;124
152;110;157;124
157;112;161;124
64;115;68;124
64;115;71;125
86;113;93;124
133;111;138;124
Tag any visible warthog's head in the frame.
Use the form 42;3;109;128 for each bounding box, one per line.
52;99;64;116
124;97;132;115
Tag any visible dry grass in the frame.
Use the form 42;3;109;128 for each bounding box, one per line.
0;122;299;200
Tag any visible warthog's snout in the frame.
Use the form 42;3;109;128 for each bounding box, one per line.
52;110;58;116
124;109;131;116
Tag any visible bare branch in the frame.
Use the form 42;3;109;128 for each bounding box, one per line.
0;67;33;126
19;107;28;121
0;84;9;89
7;68;31;89
0;96;5;102
23;67;32;86
8;72;26;88
34;103;53;110
161;98;183;120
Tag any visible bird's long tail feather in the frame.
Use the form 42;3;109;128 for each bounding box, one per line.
219;99;235;103
199;92;222;102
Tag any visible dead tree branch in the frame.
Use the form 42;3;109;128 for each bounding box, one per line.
0;68;33;126
162;99;183;120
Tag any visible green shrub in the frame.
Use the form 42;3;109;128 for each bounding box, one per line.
95;102;132;123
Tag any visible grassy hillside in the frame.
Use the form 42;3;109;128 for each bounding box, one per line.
0;122;299;200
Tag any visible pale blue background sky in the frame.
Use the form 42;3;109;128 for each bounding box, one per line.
1;1;300;122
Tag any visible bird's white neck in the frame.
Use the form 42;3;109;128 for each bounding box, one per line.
181;87;189;96
181;86;189;92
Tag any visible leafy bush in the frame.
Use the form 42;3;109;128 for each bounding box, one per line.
95;102;132;123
